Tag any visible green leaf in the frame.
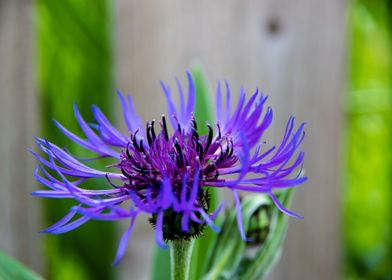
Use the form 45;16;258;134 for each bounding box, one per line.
0;251;43;280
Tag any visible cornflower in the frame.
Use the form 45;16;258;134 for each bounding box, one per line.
32;72;306;265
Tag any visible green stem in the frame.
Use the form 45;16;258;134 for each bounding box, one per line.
170;239;195;280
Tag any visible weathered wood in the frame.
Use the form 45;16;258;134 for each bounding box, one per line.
0;0;42;274
115;1;345;279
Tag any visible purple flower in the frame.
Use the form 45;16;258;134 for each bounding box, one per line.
32;72;306;265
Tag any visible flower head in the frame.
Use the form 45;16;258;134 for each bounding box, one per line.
32;72;306;265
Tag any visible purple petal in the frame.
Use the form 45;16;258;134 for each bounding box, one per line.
49;215;91;234
199;209;219;232
216;81;222;121
41;207;79;233
232;190;247;241
112;213;138;266
117;91;144;134
92;105;128;147
181;213;190;232
269;191;303;219
161;81;178;129
176;77;186;119
155;211;168;248
185;71;195;120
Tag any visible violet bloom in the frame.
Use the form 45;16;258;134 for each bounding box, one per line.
32;72;306;265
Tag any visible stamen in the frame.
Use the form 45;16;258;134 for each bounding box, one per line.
139;139;145;154
133;166;147;176
126;144;132;159
196;140;204;159
132;134;139;151
121;166;133;178
150;120;156;141
191;128;199;143
204;163;216;175
225;139;233;157
205;170;219;181
217;123;222;139
174;139;184;167
161;115;169;141
228;139;234;157
192;118;197;130
146;122;152;146
205;124;213;152
105;173;122;188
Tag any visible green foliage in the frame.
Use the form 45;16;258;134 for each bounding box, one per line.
0;251;43;280
36;1;116;279
344;0;392;279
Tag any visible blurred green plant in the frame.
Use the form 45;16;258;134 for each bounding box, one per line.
36;1;116;279
0;251;43;280
344;0;392;279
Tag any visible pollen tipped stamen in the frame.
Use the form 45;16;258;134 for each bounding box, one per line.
150;120;156;140
146;122;153;146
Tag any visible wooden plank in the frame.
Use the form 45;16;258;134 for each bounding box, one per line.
0;0;42;274
115;1;346;279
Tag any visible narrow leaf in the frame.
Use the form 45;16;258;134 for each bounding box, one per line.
0;251;43;280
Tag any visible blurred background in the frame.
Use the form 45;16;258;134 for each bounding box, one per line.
0;0;391;279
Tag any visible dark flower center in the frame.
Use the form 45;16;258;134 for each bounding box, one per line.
118;115;238;240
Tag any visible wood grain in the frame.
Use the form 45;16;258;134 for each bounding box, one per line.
0;0;43;274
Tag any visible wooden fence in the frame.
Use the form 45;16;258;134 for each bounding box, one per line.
0;0;42;274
